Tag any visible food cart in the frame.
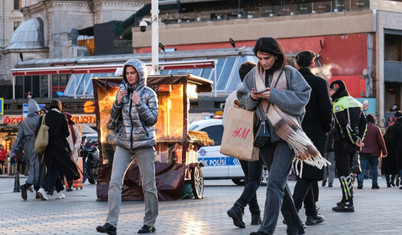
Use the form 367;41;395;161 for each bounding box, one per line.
93;74;213;201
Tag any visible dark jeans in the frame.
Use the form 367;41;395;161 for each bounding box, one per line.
258;140;304;235
357;153;379;184
293;178;317;216
42;164;64;193
235;157;263;215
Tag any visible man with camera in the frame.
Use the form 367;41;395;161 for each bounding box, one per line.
97;59;159;234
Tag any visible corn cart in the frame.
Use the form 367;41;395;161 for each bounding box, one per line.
93;74;213;201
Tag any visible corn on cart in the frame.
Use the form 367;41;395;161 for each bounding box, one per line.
93;74;213;201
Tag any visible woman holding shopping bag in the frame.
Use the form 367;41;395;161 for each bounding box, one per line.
237;37;328;235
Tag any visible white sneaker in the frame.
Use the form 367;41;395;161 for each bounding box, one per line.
55;191;65;199
37;188;48;201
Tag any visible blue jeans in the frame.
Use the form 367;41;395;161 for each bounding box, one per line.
358;153;379;184
258;140;304;235
235;157;263;215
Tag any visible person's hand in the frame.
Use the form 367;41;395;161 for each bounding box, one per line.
117;89;128;104
131;91;140;105
382;154;387;158
251;88;271;100
356;139;364;148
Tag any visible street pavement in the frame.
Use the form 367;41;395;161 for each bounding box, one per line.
0;175;401;235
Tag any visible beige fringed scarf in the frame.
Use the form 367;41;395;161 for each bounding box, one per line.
255;68;330;176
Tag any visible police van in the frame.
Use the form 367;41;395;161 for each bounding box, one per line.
189;119;268;185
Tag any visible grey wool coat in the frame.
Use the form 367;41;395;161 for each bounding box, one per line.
237;65;311;143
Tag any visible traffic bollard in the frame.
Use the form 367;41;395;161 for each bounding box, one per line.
13;172;21;192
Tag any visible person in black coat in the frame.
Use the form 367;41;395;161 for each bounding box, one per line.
390;111;402;189
37;99;80;201
292;51;333;225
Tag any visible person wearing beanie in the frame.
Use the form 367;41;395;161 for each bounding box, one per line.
238;37;310;235
9;99;41;200
292;51;332;226
388;110;402;189
329;80;367;212
357;114;387;189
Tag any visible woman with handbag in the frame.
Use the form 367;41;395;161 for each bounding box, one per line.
36;99;80;200
237;37;315;235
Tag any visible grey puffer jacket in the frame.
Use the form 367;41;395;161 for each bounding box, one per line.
237;65;311;143
110;59;158;150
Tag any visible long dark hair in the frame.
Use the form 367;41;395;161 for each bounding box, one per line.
253;37;286;74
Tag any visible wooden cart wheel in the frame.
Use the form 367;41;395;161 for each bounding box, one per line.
191;165;204;199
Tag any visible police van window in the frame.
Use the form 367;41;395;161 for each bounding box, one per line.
200;125;223;146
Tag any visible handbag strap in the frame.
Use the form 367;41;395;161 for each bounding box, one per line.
264;69;284;114
23;120;35;135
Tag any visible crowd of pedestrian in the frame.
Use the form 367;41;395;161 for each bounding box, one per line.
8;99;81;201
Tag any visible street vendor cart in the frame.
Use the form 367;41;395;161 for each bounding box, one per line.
93;74;213;201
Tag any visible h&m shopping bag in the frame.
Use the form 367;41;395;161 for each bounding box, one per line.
220;106;259;161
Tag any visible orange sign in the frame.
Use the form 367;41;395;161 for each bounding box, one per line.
83;101;95;113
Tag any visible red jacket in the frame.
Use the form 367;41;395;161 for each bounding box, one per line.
0;149;7;161
361;122;387;157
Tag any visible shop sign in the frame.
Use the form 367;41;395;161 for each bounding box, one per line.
1;115;24;125
0;114;96;125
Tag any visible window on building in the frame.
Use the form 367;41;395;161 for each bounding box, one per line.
14;0;21;10
13;21;21;31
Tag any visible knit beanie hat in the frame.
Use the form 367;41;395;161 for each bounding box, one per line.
330;80;349;101
28;99;40;113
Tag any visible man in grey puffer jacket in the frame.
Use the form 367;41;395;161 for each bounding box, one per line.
97;59;159;235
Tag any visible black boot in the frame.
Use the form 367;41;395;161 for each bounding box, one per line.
251;214;262;225
227;205;245;228
67;180;73;192
357;181;363;189
20;184;29;200
372;183;380;189
385;175;391;187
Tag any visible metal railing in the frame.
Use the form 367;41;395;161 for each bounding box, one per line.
157;0;370;25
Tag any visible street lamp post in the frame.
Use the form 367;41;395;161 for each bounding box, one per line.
151;0;159;75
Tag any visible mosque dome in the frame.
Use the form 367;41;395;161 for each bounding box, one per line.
6;17;45;50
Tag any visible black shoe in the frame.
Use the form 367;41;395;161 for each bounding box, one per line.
328;183;333;187
322;180;326;187
227;205;245;228
332;202;354;212
387;183;391;188
371;184;379;189
251;214;262;225
67;188;73;192
283;219;306;229
250;232;268;235
138;225;156;234
357;181;363;189
20;184;28;200
96;223;116;235
305;214;325;225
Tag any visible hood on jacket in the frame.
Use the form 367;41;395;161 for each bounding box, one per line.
28;99;40;113
122;59;147;90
